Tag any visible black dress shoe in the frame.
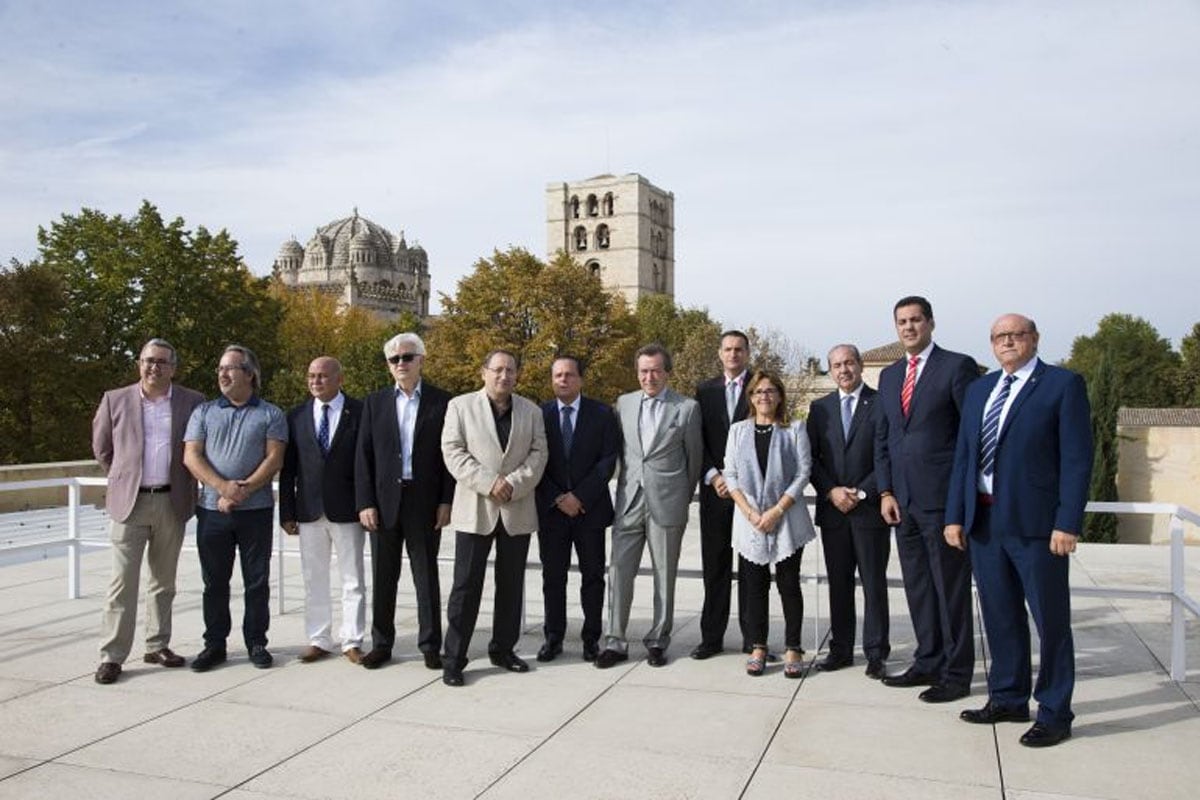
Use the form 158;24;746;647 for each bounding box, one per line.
249;645;274;669
95;662;121;684
360;649;392;670
489;652;530;673
865;659;886;680
814;654;853;672
594;649;628;669
881;668;937;688
190;646;227;672
646;647;667;667
582;641;600;662
919;684;970;703
537;641;563;662
1019;722;1072;748
690;642;723;660
960;702;1031;724
442;668;464;687
423;652;443;670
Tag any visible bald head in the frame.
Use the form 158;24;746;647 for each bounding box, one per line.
307;356;344;402
989;314;1039;373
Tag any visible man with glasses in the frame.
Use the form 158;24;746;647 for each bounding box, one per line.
92;339;204;684
355;333;454;670
184;345;287;671
440;350;547;686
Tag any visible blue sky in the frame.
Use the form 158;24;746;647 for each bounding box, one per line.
3;0;1198;363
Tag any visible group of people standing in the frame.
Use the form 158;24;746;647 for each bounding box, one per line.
90;292;1091;749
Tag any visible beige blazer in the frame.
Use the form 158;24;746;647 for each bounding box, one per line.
92;382;206;523
441;389;547;536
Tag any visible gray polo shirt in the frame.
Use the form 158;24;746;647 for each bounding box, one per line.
185;395;287;511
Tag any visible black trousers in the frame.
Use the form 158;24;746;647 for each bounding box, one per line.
442;523;530;670
820;514;892;661
537;516;606;647
196;507;273;650
739;547;804;650
895;506;975;687
698;487;749;648
369;501;442;654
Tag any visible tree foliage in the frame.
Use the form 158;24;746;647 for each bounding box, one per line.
1065;314;1180;408
633;294;722;397
1084;354;1120;542
1174;322;1200;407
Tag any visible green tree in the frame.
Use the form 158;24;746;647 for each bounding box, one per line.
1065;314;1180;408
1084;354;1120;542
425;248;638;402
633;294;721;397
1174;322;1200;406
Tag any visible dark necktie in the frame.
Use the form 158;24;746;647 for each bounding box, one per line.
561;405;575;457
317;403;331;455
979;375;1016;476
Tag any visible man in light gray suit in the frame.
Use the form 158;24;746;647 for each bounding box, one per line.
596;343;703;669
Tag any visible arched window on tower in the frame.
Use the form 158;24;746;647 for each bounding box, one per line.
574;226;588;251
570;195;580;219
596;224;610;249
602;192;614;215
586;194;599;216
585;259;601;277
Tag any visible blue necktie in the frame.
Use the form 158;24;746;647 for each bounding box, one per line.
561;405;575;457
317;403;331;455
979;375;1016;476
841;394;854;440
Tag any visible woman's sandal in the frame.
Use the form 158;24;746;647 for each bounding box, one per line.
746;655;767;677
783;658;804;679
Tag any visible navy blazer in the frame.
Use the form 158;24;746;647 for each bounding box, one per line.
279;394;363;525
535;396;619;529
807;385;885;530
945;361;1092;538
355;382;454;531
875;344;979;512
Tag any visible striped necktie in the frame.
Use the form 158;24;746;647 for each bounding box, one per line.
979;374;1017;476
317;403;331;455
900;356;919;417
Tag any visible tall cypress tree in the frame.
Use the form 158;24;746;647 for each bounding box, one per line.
1085;353;1120;542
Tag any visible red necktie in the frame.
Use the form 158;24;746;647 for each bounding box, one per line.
900;356;919;417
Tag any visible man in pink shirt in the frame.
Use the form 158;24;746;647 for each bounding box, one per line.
92;338;204;684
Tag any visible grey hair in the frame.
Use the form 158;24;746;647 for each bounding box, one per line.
222;344;261;390
141;338;178;365
383;332;426;357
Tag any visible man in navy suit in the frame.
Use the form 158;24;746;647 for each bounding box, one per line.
808;344;891;679
356;333;454;670
534;356;620;662
875;296;979;703
279;356;366;664
945;314;1091;748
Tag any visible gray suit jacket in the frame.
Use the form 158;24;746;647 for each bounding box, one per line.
441;389;548;536
92;382;205;523
614;388;703;529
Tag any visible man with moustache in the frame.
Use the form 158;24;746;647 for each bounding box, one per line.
92;338;205;684
945;314;1091;748
356;333;454;670
692;330;751;660
184;345;287;671
596;344;703;669
440;350;547;686
875;296;979;703
807;344;891;679
534;355;620;662
279;356;366;664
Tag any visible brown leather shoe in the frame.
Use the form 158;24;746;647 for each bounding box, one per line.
299;645;331;663
343;647;363;665
95;662;121;684
143;648;186;668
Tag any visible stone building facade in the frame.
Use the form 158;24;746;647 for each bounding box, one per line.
545;173;675;306
1116;408;1200;544
272;209;431;319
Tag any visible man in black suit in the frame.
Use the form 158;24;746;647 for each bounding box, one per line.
807;344;891;679
534;356;620;663
279;356;366;664
355;333;454;670
691;330;750;660
875;296;979;703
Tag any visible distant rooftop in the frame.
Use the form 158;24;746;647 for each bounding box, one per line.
1119;408;1200;427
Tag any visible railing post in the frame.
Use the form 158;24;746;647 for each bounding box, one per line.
1169;512;1186;683
276;519;286;616
67;480;81;599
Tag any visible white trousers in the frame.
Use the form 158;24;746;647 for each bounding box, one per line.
298;517;366;651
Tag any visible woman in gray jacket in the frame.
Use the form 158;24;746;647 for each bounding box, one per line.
723;370;817;677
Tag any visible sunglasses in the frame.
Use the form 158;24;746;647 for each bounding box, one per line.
388;353;419;365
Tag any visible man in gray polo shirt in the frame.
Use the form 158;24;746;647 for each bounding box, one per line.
184;345;287;671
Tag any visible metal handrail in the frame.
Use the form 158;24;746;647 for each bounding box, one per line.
0;477;1196;681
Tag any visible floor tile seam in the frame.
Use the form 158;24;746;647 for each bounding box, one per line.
755;759;1009;790
37;758;230;791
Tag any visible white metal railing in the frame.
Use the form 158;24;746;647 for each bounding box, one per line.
1;477;1197;682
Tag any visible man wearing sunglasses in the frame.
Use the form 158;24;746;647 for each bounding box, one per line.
355;333;454;670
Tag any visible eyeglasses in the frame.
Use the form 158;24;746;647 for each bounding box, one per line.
991;331;1033;343
139;358;173;368
751;388;779;397
388;353;419;364
216;364;247;374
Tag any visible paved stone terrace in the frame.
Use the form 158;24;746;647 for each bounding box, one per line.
0;508;1197;799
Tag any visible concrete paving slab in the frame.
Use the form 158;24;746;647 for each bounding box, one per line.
1070;673;1199;729
242;717;538;800
0;757;37;783
1006;791;1111;800
0;676;49;703
0;761;222;800
620;649;808;698
744;762;1002;800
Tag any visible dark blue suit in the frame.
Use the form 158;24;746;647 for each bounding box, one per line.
535;396;620;648
875;344;979;687
946;359;1092;727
